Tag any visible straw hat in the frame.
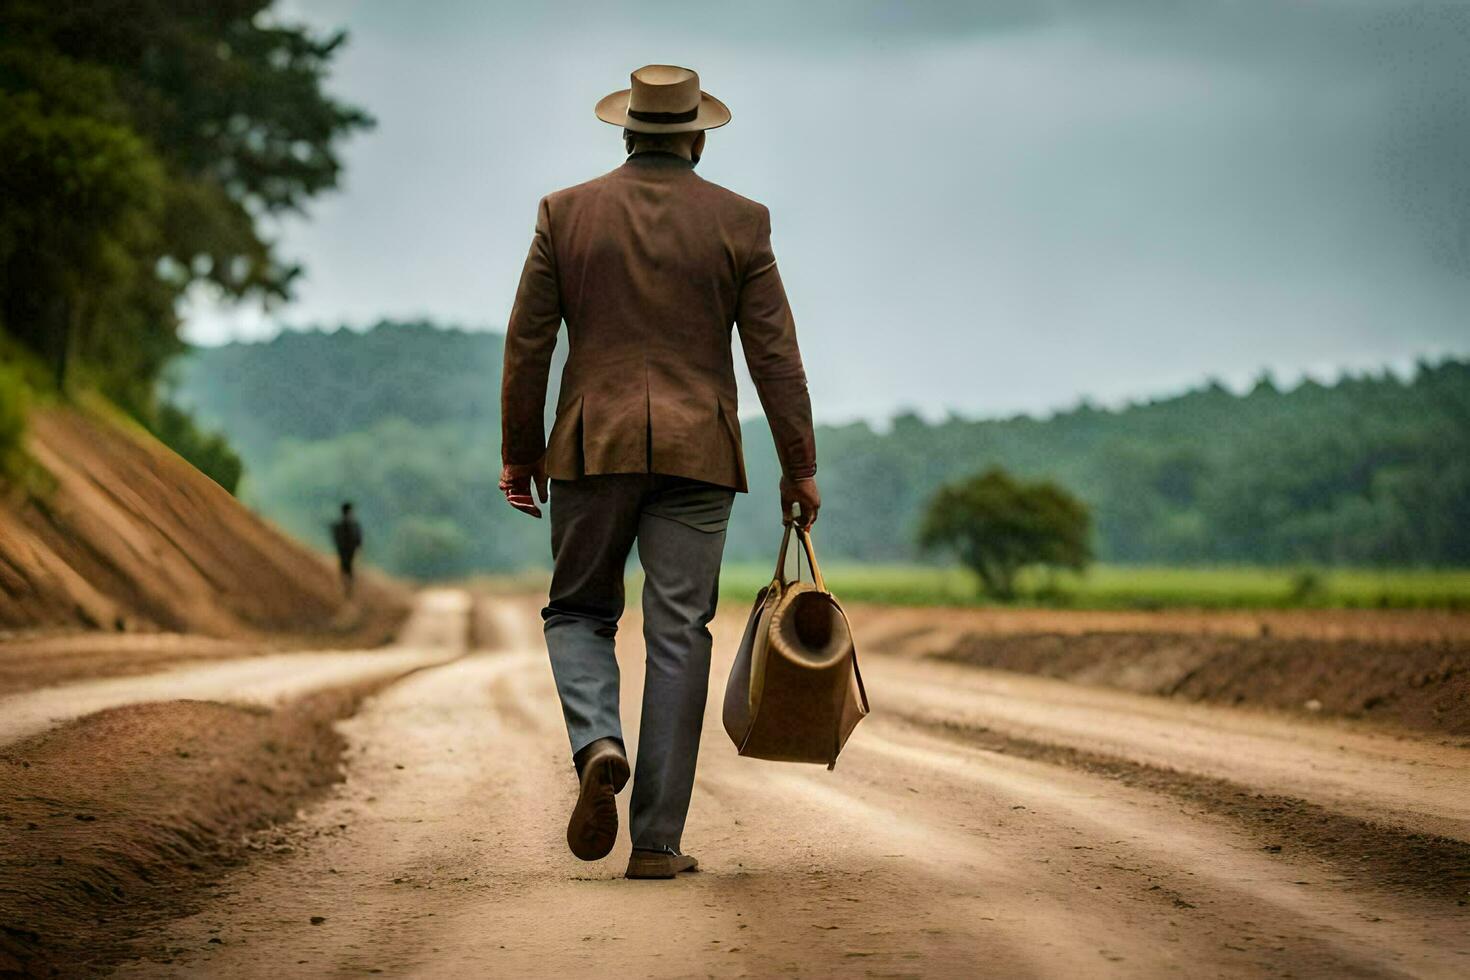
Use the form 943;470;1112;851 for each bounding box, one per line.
595;64;731;134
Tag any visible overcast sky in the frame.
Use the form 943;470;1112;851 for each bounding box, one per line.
186;0;1470;424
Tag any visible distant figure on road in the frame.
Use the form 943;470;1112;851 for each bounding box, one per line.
330;502;363;598
499;65;820;879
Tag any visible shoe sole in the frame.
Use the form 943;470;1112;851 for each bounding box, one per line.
566;749;630;861
625;853;699;880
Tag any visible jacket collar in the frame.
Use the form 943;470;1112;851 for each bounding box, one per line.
622;150;695;171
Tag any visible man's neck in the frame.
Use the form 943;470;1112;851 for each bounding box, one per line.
630;143;692;161
625;150;695;170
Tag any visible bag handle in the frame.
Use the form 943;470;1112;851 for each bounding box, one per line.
771;520;794;585
775;513;828;594
796;524;827;593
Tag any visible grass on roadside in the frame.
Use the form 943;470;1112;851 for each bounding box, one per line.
712;561;1470;610
512;562;1470;611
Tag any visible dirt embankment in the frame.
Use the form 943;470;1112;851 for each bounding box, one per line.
859;605;1470;737
0;406;406;645
0;590;468;978
0;689;381;976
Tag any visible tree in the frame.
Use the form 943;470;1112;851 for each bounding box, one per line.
0;85;165;392
0;360;29;475
918;467;1093;600
0;0;371;405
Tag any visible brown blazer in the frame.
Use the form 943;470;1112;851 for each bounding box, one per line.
499;151;815;493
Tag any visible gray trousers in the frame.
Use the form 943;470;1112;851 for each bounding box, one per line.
543;473;735;851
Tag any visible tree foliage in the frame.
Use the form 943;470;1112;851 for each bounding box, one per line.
733;360;1470;569
172;324;1470;577
0;360;29;476
240;417;548;580
172;323;552;578
143;402;242;494
919;468;1093;599
0;0;369;478
0;82;166;394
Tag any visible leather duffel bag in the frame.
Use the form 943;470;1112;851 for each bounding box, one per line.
722;520;868;769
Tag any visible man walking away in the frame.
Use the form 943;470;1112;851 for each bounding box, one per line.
499;65;821;879
331;501;363;598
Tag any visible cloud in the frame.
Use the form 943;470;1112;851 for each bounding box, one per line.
192;0;1470;423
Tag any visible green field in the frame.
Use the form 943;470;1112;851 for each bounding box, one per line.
474;563;1470;610
711;562;1470;610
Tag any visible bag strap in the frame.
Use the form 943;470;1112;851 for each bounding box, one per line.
772;520;795;586
776;515;828;594
795;525;827;593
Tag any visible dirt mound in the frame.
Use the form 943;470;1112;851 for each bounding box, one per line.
0;690;376;976
848;602;1470;650
0;406;405;642
934;630;1470;736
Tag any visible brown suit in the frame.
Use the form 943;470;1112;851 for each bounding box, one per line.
500;151;816;492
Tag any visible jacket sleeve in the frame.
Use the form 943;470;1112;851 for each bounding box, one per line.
735;205;817;480
500;196;562;466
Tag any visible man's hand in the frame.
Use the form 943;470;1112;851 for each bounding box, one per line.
500;458;549;518
780;475;821;528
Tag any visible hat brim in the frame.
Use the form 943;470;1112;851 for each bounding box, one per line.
595;89;731;133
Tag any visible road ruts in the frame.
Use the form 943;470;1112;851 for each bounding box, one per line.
114;595;1469;979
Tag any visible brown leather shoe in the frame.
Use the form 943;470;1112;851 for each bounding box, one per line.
625;848;700;879
567;738;630;861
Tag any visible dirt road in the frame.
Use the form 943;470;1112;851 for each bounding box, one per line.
89;592;1465;978
0;590;468;747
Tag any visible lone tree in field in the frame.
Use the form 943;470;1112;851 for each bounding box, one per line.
918;467;1093;600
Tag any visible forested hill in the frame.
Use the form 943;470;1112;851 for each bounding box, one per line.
168;322;510;462
173;322;1470;578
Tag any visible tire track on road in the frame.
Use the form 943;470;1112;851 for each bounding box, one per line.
867;657;1470;841
110;596;1470;979
0;589;472;747
894;709;1470;904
